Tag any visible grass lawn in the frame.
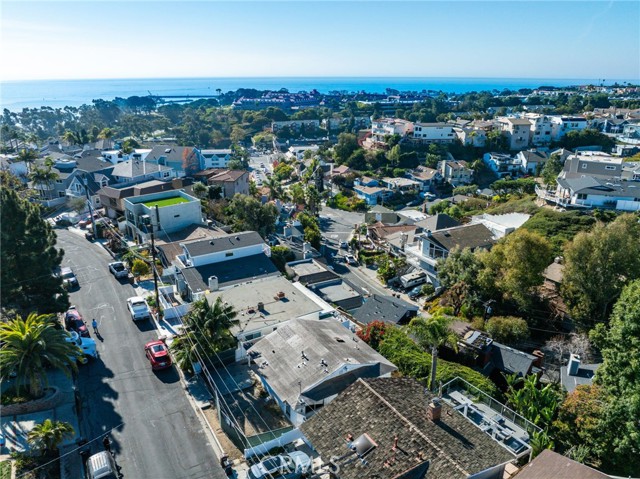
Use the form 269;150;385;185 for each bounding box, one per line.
141;196;189;208
0;461;12;479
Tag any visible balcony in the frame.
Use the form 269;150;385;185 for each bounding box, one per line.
440;377;542;458
65;188;84;198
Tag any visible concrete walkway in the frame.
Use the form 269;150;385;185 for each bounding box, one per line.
0;369;84;479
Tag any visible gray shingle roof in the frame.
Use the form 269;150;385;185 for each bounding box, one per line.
300;377;515;479
183;231;264;257
352;294;419;325
414;213;461;232
247;319;397;407
488;343;535;377
426;223;494;251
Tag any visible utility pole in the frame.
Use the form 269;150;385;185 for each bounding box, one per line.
149;205;161;319
82;174;98;239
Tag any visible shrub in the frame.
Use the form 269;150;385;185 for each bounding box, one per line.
486;316;529;344
377;327;498;396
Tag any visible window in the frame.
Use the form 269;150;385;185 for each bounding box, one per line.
582;164;587;169
163;172;170;178
605;165;616;170
56;179;63;184
225;252;234;257
577;193;587;200
58;191;65;198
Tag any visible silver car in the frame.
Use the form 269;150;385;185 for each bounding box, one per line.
108;261;129;279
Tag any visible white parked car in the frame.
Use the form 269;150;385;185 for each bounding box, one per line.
108;261;129;279
127;296;151;321
65;331;98;363
345;254;358;265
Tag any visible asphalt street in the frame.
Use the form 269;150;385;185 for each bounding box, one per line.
318;206;364;244
57;229;226;479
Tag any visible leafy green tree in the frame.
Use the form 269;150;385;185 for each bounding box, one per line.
274;162;294;181
0;188;68;313
226;194;278;238
408;315;459;391
437;247;482;290
0;313;80;397
304;226;321;250
521;209;595;256
334;133;359;164
27;419;75;456
584;280;640;475
562;214;640;327
131;259;150;279
560;129;615;151
376;254;404;282
191;181;209;199
540;153;564;187
479;229;553;310
305;184;321;215
485;316;529;344
270;246;294;272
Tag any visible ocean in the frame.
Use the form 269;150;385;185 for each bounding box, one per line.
0;76;624;111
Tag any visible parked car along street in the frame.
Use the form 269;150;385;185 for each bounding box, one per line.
248;451;312;479
64;306;90;337
60;266;79;289
144;340;172;370
108;261;129;279
127;296;151;321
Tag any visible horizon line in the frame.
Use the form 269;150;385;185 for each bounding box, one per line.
3;75;637;84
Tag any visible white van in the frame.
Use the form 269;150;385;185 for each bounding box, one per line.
65;331;98;363
87;451;117;479
400;271;427;290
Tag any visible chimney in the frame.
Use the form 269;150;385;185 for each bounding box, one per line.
400;232;408;250
257;301;264;311
568;353;581;376
208;275;219;291
532;350;545;368
427;400;441;422
426;229;432;237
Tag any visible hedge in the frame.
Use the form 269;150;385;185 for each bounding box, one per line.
378;326;498;397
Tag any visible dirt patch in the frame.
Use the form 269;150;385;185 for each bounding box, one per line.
202;408;244;462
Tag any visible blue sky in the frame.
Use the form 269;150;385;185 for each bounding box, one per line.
1;1;639;81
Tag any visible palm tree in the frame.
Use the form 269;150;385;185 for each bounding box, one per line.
186;297;238;350
264;176;283;201
97;127;114;140
170;330;199;373
27;419;75;456
408;315;458;392
29;164;59;200
0;313;80;397
17;148;38;174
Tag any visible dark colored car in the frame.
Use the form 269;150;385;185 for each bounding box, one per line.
65;307;90;338
144;340;172;370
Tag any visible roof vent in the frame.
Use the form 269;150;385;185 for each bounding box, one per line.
164;148;171;153
352;433;377;457
209;240;215;245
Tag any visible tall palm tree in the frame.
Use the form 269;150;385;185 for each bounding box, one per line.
27;419;75;456
97;127;114;140
17;148;38;174
29;164;59;200
408;315;458;392
264;176;283;201
0;313;80;397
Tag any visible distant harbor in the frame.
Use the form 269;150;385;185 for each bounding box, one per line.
1;76;631;111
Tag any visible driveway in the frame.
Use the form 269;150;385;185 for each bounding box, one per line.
57;229;226;479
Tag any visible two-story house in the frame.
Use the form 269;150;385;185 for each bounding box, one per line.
550;116;588;141
516;149;549;175
408;166;441;191
363;118;414;149
381;176;420;192
439;155;473;187
109;158;177;185
197;169;250;198
453;126;487;147
404;224;494;285
123;190;204;243
201;149;232;169
525;113;554;146
483;152;523;178
174;231;277;301
143;145;204;177
411;122;456;144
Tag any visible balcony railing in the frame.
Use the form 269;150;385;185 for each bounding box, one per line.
65;188;84;197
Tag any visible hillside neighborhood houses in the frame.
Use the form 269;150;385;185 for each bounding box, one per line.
2;84;640;479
